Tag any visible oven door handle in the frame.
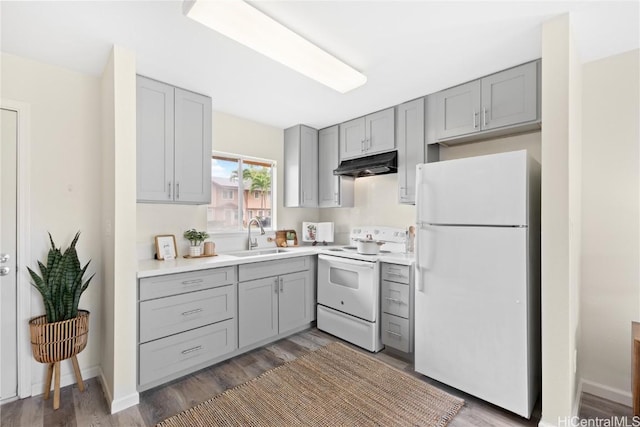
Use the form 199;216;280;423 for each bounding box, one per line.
318;254;375;269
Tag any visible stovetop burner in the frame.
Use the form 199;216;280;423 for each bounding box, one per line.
319;227;407;261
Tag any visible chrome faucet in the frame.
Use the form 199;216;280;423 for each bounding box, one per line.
248;217;265;250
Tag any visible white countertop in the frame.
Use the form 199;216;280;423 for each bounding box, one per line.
138;246;414;278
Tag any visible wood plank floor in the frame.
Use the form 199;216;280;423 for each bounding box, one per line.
0;328;630;426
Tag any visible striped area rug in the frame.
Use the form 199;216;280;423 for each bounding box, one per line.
158;342;463;427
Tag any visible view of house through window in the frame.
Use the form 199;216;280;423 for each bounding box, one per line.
208;154;274;232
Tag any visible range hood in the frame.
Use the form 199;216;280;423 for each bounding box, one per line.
333;151;397;178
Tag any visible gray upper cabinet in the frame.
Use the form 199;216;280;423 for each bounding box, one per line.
339;108;395;160
284;125;318;208
396;98;425;205
137;75;212;204
174;88;213;203
481;61;538;131
318;126;354;208
433;60;540;144
339;117;366;160
435;80;481;140
136;77;174;202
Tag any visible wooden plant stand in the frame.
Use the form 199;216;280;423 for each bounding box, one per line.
29;310;90;410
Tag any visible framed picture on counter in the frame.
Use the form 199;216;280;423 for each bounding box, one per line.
155;235;177;260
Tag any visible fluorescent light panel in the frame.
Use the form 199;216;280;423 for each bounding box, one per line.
184;0;367;93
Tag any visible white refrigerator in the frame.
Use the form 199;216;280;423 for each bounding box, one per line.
414;150;540;418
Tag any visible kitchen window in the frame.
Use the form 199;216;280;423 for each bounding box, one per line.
208;153;275;233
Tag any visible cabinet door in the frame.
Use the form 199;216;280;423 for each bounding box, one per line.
318;126;339;207
136;76;174;202
365;108;395;154
238;277;278;348
284;125;318;208
318;126;354;208
435;80;481;140
396;99;424;204
339;117;365;160
481;61;538;131
278;270;313;334
174;88;212;204
299;125;318;208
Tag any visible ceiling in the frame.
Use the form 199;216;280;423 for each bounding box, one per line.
1;1;638;130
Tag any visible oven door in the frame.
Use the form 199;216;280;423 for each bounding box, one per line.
317;254;379;322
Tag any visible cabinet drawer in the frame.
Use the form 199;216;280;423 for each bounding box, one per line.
140;285;235;343
381;263;410;284
381;313;411;353
381;280;409;318
140;266;236;300
139;319;236;386
239;256;311;282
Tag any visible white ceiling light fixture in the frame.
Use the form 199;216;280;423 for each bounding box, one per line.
183;0;367;93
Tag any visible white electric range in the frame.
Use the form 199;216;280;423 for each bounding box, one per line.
316;227;408;352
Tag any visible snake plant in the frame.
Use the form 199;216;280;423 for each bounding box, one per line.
27;232;94;323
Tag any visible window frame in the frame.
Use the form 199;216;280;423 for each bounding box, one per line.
209;151;276;234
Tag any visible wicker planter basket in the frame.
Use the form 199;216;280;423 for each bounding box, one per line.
29;310;89;364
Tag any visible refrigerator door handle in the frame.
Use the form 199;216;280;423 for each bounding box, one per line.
416;241;424;292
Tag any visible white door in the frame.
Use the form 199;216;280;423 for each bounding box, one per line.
1;108;18;402
415;224;534;418
416;150;528;226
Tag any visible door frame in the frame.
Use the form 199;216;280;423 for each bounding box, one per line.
1;99;32;399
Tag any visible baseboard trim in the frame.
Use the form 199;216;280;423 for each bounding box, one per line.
31;364;101;397
580;378;632;407
572;378;583;418
109;392;139;414
98;369;113;411
97;369;139;414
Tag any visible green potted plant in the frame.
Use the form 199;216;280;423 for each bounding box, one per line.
286;231;296;247
27;231;94;409
184;228;209;256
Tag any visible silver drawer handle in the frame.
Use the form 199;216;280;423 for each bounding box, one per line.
181;308;203;316
182;279;204;285
385;297;404;304
386;272;405;277
386;330;402;338
181;345;203;355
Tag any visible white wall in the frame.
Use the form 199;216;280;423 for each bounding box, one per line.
137;111;319;255
0;53;104;393
580;49;640;405
540;13;583;424
439;131;541;164
319;132;541;243
100;45;139;413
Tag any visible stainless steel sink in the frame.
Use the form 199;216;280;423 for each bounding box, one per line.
226;248;291;257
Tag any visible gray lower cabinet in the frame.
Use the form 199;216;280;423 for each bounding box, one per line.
139;319;236;386
380;263;414;353
137;266;237;389
238;257;316;348
432;60;540;144
318;125;354;208
137;75;212;204
284;125;318;208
